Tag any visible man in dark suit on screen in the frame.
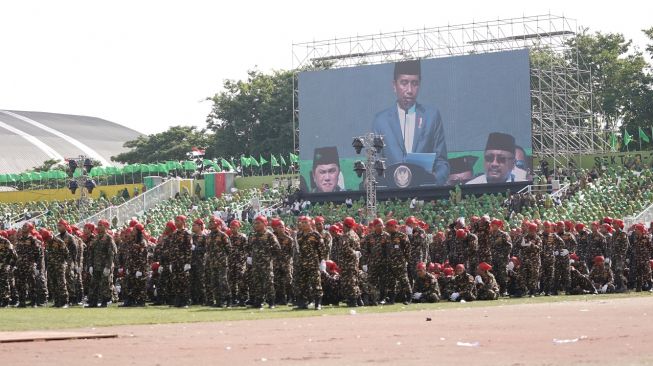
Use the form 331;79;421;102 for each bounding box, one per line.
372;60;449;186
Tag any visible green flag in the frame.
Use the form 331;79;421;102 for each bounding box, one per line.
639;127;650;143
624;129;633;146
259;154;268;165
220;158;233;171
609;133;618;151
289;153;299;163
182;161;197;171
270;155;280;167
279;154;287;166
249;156;259;167
240;156;250;168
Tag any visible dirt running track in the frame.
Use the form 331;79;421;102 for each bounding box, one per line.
2;296;653;365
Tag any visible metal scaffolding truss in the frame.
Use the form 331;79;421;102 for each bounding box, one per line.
291;14;609;171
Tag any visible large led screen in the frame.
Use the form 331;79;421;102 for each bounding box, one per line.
299;49;532;193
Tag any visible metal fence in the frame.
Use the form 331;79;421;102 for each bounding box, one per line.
77;179;181;227
624;201;653;229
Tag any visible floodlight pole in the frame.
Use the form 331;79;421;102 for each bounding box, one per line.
353;133;384;221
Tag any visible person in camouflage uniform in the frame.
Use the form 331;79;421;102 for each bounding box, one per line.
553;221;573;295
406;216;428;286
450;264;476;302
568;254;596;295
449;228;478;271
360;218;388;305
586;222;607;269
314;216;331;261
575;223;590;265
489;219;512;296
589;256;615;294
328;224;343;265
122;224;148;306
228;220;248;306
294;216;324;309
42;228;69;308
169;215;193;307
15;223;47;307
429;231;447;264
87;220;117;307
206;217;231;307
190;218;208;305
153;221;176;305
506;257;527;297
0;231;17;307
411;262;440;303
384;219;412;305
521;223;542;296
632;224;653;292
561;221;578;253
271;218;294;305
439;266;455;300
56;220;79;306
610;219;629;292
475;216;492;264
539;222;559;296
339;217;362;307
247;215;281;308
474;262;499;300
81;223;96;300
71;226;85;304
321;260;341;306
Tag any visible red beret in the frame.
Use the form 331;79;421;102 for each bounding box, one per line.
478;262;492;271
528;223;538;232
406;216;418;225
543;221;553;228
455;263;465;272
570;253;579;261
328;225;342;235
254;215;268;226
58;219;69;226
0;231;6;238
165;221;177;232
39;228;52;241
129;219;139;228
575;223;585;231
175;215;187;222
314;216;325;224
84;223;96;231
151;262;160;272
427;262;437;272
593;255;605;264
634;223;646;233
297;216;311;223
603;217;613;224
134;223;145;232
385;219;398;227
193;218;205;227
416;262;426;271
371;218;384;226
443;267;454;276
455;229;467;239
229;220;241;228
98;219;110;229
613;219;624;229
343;217;356;228
271;218;285;228
490;219;503;228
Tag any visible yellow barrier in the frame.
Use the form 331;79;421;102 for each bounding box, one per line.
0;184;145;203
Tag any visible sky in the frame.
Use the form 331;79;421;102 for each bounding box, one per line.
1;0;651;135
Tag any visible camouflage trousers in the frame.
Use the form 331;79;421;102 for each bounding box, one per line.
170;268;191;304
612;256;627;291
156;267;173;304
339;264;360;300
49;265;69;305
295;264;322;301
522;261;540;293
250;265;274;305
386;264;412;300
477;288;498;300
553;259;570;293
229;264;247;302
274;264;293;303
124;273;147;304
366;264;387;302
492;260;509;294
190;262;206;305
633;261;652;291
15;264;47;304
66;263;82;303
207;262;230;304
540;260;555;294
88;270;113;304
0;266;13;303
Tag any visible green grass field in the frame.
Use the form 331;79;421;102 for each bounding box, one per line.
0;292;650;332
